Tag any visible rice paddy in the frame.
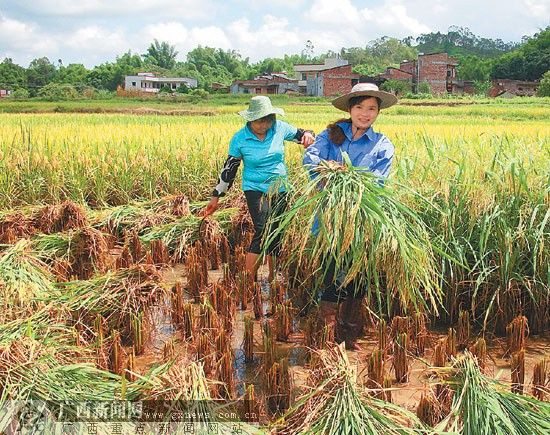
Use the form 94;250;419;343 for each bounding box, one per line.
0;96;549;433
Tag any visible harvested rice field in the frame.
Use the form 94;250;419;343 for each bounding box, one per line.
0;96;549;433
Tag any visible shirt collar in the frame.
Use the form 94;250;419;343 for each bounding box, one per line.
337;121;375;142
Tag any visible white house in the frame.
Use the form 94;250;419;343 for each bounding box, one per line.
124;73;198;92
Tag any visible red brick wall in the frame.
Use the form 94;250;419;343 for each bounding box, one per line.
399;61;416;75
321;65;359;96
382;68;412;80
418;53;451;94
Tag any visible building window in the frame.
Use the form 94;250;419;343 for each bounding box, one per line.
172;84;177;89
132;81;136;86
301;73;306;80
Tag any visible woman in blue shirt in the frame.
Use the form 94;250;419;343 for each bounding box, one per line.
303;83;398;350
203;95;315;283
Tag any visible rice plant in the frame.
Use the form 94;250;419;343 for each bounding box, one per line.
265;153;443;316
274;344;424;434
435;352;550;434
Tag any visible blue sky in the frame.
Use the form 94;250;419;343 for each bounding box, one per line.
1;0;548;68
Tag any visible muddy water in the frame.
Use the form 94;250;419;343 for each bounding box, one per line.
135;262;550;412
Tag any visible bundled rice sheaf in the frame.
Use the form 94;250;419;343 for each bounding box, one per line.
140;208;237;261
434;352;550;434
51;265;164;340
0;211;35;244
274;343;423;434
265;153;442;315
31;200;89;235
0;239;56;317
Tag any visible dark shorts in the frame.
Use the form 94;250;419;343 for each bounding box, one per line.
319;259;366;303
244;190;287;256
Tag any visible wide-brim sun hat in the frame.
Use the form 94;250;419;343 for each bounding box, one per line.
332;83;398;111
238;95;285;121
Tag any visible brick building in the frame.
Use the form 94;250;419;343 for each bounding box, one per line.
306;64;360;97
378;67;413;81
488;79;539;97
230;73;299;95
293;57;359;96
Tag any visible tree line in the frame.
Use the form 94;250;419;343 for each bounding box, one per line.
0;26;548;98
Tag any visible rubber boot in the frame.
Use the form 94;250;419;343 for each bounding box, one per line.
337;297;364;351
318;300;338;344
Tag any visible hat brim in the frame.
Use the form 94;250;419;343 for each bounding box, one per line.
238;107;285;121
332;90;398;111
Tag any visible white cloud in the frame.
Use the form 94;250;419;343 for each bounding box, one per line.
0;14;58;63
371;1;431;36
521;0;550;18
227;15;301;59
308;0;361;25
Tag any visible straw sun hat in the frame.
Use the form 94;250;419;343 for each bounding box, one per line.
332;82;398;111
238;96;285;121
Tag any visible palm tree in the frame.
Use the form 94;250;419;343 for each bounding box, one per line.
143;40;178;69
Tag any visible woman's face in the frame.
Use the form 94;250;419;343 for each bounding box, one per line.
349;97;379;131
249;115;274;137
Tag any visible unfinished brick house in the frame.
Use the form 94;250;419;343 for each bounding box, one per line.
488;79;539;97
379;52;473;95
294;58;360;96
230;73;299;95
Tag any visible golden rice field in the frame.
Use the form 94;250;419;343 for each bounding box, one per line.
0;97;549;433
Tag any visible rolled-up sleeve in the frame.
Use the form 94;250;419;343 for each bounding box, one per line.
370;138;394;179
303;130;330;175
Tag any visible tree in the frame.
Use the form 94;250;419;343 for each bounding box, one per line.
55;63;89;86
143;40;178;69
0;58;27;90
491;26;550;81
26;57;56;96
380;79;411;96
537;70;550;96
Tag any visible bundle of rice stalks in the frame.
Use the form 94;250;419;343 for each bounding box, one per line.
469;337;488;372
32;226;111;280
416;391;444;428
532;358;548;401
275;301;293;342
266;155;442;316
0;239;56;316
411;312;428;356
367;349;385;399
148;194;191;217
140;208;237;262
31;200;89;234
510;350;525;394
446;328;457;360
92;203;174;238
0;335;120;406
506;315;529;357
243;316;254;363
52;265;163;342
435;352;550;434
393;332;409;383
0;211;34;244
265;358;292;415
252;282;263;319
275;344;423;434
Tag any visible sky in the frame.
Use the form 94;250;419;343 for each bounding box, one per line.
1;0;549;68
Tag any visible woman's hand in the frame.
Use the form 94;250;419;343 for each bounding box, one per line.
301;131;315;148
201;197;219;217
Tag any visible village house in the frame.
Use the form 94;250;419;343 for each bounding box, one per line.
293;58;359;96
124;72;197;93
0;89;11;98
378;52;474;95
488;79;539;97
230;73;299;95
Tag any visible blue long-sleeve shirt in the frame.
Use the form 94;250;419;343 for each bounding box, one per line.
303;121;394;178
